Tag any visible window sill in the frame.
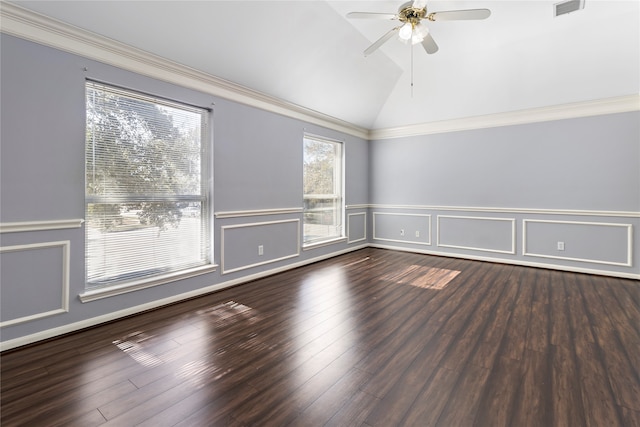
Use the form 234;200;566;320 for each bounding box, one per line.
302;236;347;251
79;264;218;303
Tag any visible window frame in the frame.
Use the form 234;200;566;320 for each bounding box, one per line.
302;133;346;248
83;80;214;296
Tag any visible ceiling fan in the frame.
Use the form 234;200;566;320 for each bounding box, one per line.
347;0;491;56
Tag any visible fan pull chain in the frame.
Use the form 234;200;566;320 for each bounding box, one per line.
410;42;414;98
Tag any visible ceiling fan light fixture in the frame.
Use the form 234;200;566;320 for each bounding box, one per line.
411;22;428;44
398;22;413;40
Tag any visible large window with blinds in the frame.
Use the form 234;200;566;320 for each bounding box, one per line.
85;81;210;288
303;134;344;246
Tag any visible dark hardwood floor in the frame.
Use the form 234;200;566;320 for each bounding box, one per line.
2;248;639;426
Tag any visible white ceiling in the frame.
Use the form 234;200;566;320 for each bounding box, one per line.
9;0;640;130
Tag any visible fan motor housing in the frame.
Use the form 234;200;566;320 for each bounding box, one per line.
398;1;426;24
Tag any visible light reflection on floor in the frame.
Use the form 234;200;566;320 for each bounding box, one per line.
175;359;228;389
112;331;163;368
294;264;358;381
109;301;267;390
381;264;461;290
197;301;261;328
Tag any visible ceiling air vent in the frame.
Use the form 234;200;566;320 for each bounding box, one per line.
554;0;585;17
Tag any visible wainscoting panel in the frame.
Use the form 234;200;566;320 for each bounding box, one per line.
221;219;300;274
523;219;632;266
373;212;431;245
347;212;367;244
437;215;516;254
0;241;70;327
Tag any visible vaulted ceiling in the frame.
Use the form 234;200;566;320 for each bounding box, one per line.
6;0;640;130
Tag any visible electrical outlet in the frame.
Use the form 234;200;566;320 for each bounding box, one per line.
557;241;565;251
415;231;420;237
400;229;405;236
258;245;264;256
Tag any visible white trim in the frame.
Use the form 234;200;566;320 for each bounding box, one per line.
0;241;70;327
522;219;633;267
302;237;348;251
369;243;640;281
215;207;303;219
372;212;431;246
346;204;369;210
221;219;300;274
437;215;516;255
367;204;640;218
347;212;367;244
0;219;84;233
0;2;368;140
79;264;218;303
370;94;640;140
0;244;368;352
303;131;344;145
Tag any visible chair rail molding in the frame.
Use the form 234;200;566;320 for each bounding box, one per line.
0;219;84;233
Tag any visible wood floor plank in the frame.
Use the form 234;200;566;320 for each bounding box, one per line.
1;248;638;427
399;366;461;426
549;275;571;347
14;380;137;427
499;268;534;361
288;367;372;426
550;343;587;427
324;389;381;427
510;349;553;427
592;326;640;412
435;363;492;426
472;356;522;426
363;334;454;425
563;272;596;346
575;342;625;427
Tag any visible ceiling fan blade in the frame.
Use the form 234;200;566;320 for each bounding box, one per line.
347;12;397;20
412;0;428;9
421;32;439;54
429;9;491;21
364;27;400;56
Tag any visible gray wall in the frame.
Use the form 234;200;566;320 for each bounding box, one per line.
1;33;638;348
0;34;369;347
369;113;640;277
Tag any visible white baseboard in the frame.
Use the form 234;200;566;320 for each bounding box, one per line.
368;243;640;280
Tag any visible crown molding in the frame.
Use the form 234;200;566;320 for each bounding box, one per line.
369;94;640;140
0;2;369;140
2;2;637;142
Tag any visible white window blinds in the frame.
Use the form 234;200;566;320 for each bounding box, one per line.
85;81;210;288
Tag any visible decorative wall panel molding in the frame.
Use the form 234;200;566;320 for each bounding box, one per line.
0;241;70;327
347;212;367;244
373;212;431;245
221;219;300;274
0;219;84;233
523;219;633;267
437;215;516;255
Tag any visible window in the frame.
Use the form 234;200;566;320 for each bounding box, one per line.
303;134;344;246
85;81;210;288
